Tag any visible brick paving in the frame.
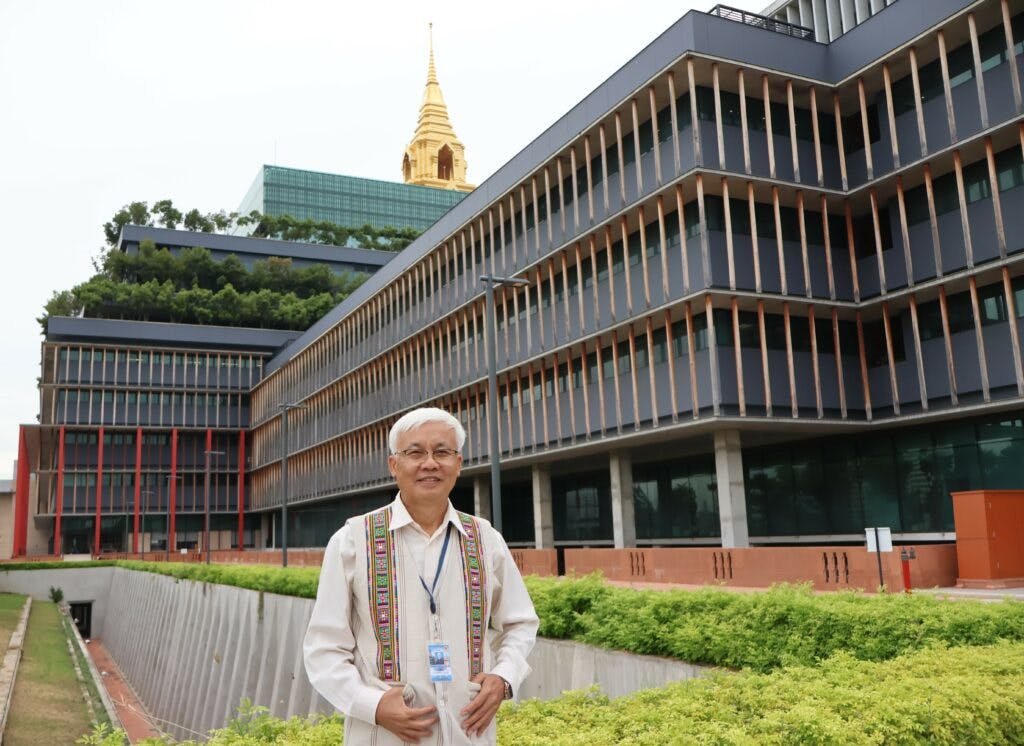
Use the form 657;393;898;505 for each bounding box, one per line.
84;639;163;744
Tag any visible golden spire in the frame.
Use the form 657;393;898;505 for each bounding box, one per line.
402;24;474;192
427;22;437;85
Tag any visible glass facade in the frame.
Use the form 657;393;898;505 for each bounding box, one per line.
286;494;389;549
500;480;535;544
633;454;720;540
552;471;613;543
238;166;467;232
745;411;1024;537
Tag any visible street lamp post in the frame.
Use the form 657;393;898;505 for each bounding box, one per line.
279;402;306;568
479;275;529;533
204;450;225;565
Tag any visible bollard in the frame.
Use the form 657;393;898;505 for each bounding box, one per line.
900;547;916;593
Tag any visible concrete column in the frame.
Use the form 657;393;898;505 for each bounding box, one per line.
473;476;492;522
531;464;554;549
714;429;750;548
609;450;636;548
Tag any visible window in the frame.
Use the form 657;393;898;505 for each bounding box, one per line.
916;300;944;341
962;159;991;204
1013;276;1024;317
862;318;906;367
978;284;1008;325
696;87;716;122
996;147;1024;192
945;291;975;335
946;43;975;89
842;105;880;156
851;208;893;259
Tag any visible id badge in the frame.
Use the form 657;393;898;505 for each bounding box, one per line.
427;642;453;683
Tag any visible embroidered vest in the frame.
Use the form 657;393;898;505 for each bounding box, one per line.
365;507;488;682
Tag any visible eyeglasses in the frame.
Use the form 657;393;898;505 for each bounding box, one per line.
394;447;460;464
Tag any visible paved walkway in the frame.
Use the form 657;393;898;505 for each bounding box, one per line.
85;639;164;744
917;586;1024;601
608;579;1024;600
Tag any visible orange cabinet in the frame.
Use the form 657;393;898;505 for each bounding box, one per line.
951;490;1024;585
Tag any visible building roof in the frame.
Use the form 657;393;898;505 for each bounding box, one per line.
46;316;302;353
118;224;396;269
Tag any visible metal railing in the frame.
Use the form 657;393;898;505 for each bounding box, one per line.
708;4;815;41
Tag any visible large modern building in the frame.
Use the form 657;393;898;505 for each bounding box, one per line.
11;0;1024;560
9;225;396;557
237;166;467;233
245;0;1024;552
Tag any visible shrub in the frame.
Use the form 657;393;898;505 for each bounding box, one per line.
0;561;116;571
498;642;1024;744
80;642;1024;744
116;561;320;599
525;576;1024;671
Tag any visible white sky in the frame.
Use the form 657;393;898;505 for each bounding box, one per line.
0;0;766;478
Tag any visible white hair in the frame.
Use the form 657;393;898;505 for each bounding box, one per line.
388;407;466;454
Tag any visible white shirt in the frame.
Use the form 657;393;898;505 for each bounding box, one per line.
303;496;539;745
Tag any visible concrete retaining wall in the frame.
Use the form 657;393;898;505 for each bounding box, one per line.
0;568;710;740
520;638;708;700
0;568;114;634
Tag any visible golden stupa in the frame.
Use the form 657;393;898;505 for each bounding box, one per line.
402;25;474;192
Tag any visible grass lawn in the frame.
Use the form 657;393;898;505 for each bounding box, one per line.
0;592;26;648
4;601;95;746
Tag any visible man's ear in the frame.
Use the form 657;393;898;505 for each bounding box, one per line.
387;454;399;479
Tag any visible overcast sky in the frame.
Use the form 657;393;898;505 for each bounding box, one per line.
0;0;766;479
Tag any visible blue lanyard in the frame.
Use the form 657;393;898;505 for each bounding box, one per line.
419;524;453;615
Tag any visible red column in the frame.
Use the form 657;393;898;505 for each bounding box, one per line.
55;426;66;556
94;426;104;556
237;429;246;551
169;428;178;553
12;426;30;557
133;427;142;554
205;428;212;557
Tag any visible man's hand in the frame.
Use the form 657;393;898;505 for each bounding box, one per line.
459;673;506;738
375;685;438;743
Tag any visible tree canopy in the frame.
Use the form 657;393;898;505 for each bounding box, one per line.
102;198;419;252
43;199;421;333
41;240;367;332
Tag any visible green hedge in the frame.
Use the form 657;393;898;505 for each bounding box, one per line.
528;575;1024;672
117;561;321;598
82;642;1024;745
9;563;1024;673
0;561;116;571
498;641;1024;745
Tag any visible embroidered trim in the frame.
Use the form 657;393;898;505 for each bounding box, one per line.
457;511;488;678
365;507;488;680
366;508;400;682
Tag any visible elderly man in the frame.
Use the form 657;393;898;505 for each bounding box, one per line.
304;407;539;744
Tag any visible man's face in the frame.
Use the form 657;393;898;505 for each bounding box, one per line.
388;421;463;509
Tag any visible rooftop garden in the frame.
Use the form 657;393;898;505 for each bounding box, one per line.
41;199;420;332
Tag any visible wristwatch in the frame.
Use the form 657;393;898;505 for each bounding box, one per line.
501;678;513;700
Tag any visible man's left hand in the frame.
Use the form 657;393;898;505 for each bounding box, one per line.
459;673;505;738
